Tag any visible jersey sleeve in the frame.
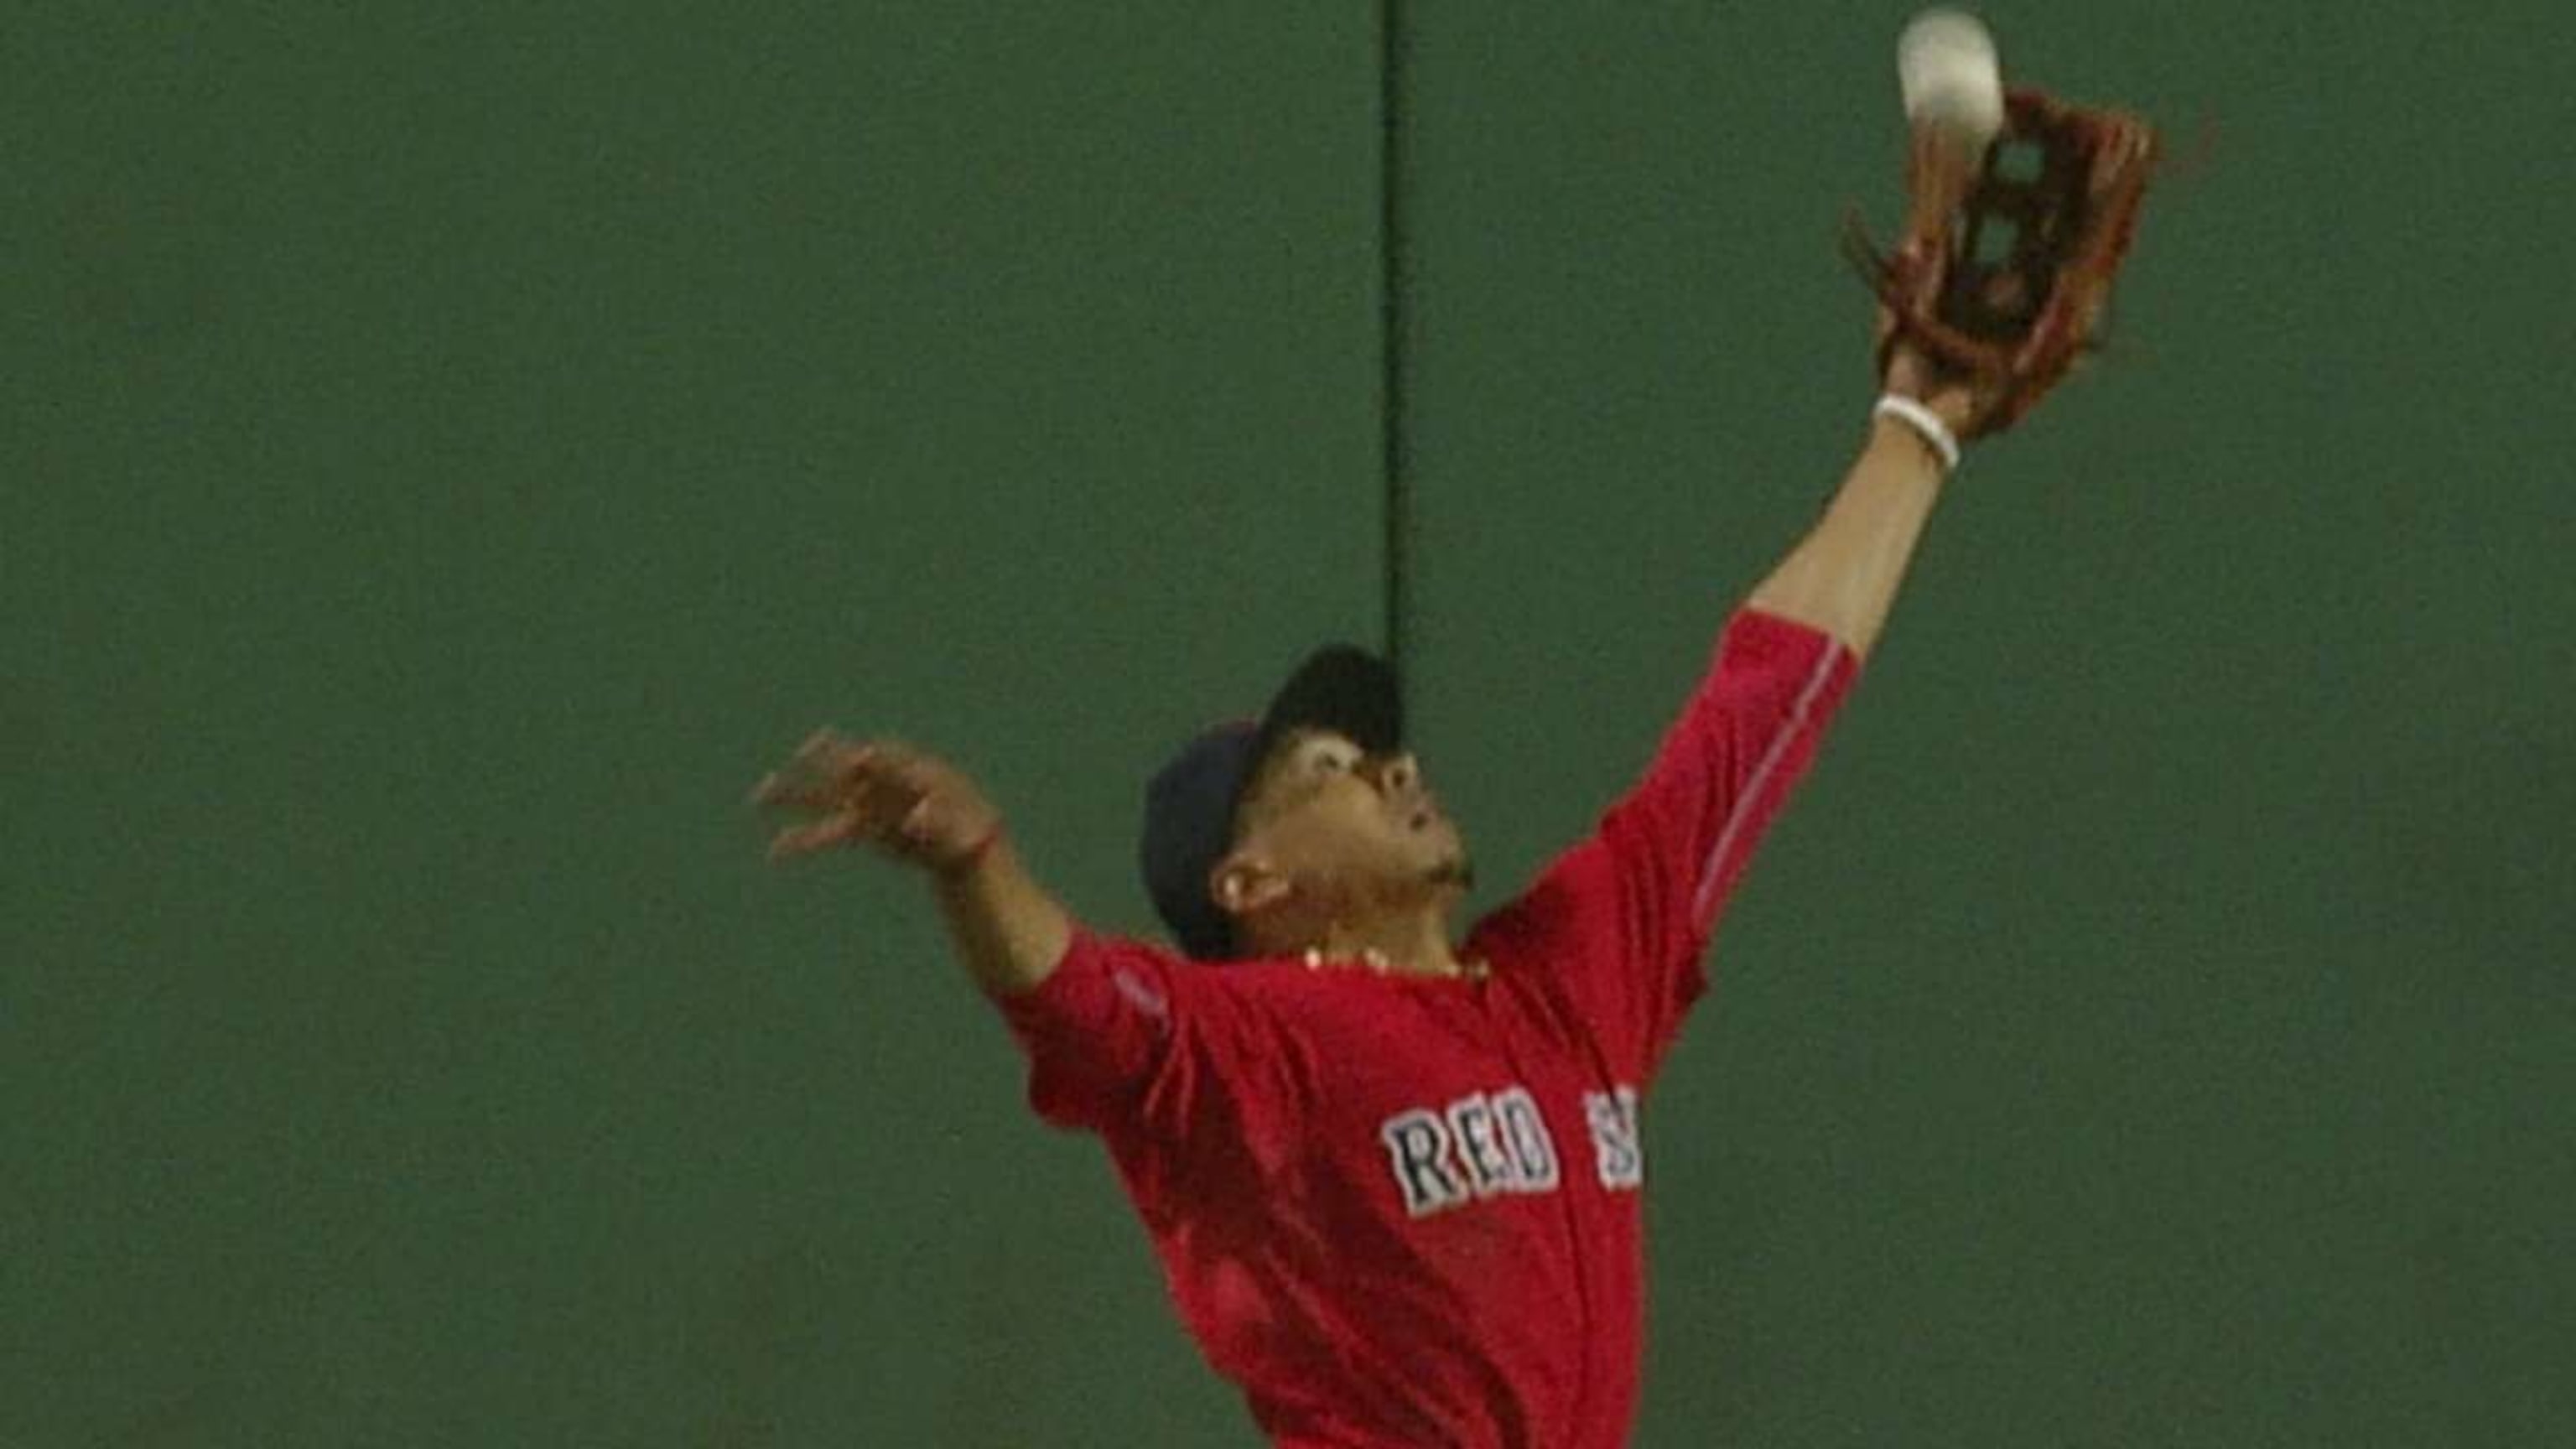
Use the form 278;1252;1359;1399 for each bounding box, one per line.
989;927;1301;1165
1502;609;1858;1074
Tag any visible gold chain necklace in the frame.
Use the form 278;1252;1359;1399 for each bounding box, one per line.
1300;947;1489;982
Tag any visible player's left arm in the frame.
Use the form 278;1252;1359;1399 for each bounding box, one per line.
1743;348;1966;659
1522;353;1974;1067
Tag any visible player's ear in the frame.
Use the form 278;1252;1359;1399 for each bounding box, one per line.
1211;852;1292;922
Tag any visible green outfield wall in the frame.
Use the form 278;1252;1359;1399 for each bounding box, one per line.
6;4;2568;1445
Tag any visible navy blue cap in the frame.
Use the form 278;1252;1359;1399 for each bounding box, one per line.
1140;645;1403;961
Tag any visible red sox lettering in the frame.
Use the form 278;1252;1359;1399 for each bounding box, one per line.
1585;1086;1643;1191
1379;1083;1643;1218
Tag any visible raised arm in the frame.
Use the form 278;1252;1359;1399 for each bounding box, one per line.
751;734;1071;998
1744;350;1969;659
1502;355;1992;1071
752;732;1290;1143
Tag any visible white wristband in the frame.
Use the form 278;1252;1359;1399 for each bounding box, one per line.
1872;394;1961;475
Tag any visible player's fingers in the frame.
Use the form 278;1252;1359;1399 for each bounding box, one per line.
750;731;839;800
858;741;963;801
750;731;881;802
849;737;922;778
760;778;924;837
748;776;847;813
756;769;907;836
747;769;808;808
754;750;868;800
802;740;905;798
766;809;867;861
792;730;878;781
779;729;842;774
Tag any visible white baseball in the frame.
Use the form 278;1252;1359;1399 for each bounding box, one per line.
1897;8;2004;152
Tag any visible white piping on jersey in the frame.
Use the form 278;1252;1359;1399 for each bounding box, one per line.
1111;967;1170;1019
1688;638;1846;931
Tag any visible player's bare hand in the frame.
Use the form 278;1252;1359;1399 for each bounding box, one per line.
748;731;1002;875
1882;335;1982;436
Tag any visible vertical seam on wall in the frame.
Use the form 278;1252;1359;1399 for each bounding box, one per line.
1379;0;1410;691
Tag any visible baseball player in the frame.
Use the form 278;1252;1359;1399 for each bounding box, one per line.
754;70;2153;1446
755;362;1967;1449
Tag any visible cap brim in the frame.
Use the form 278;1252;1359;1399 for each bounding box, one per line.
1250;644;1403;771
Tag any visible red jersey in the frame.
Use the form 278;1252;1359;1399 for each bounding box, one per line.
995;610;1859;1447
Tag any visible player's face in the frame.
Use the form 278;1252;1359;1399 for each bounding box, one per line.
1233;730;1470;901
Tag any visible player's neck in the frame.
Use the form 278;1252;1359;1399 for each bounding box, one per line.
1313;911;1467;980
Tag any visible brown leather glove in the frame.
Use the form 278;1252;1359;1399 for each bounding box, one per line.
1846;86;2158;438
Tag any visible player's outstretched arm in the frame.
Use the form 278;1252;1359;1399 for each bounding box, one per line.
750;732;1073;999
1743;348;1971;660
